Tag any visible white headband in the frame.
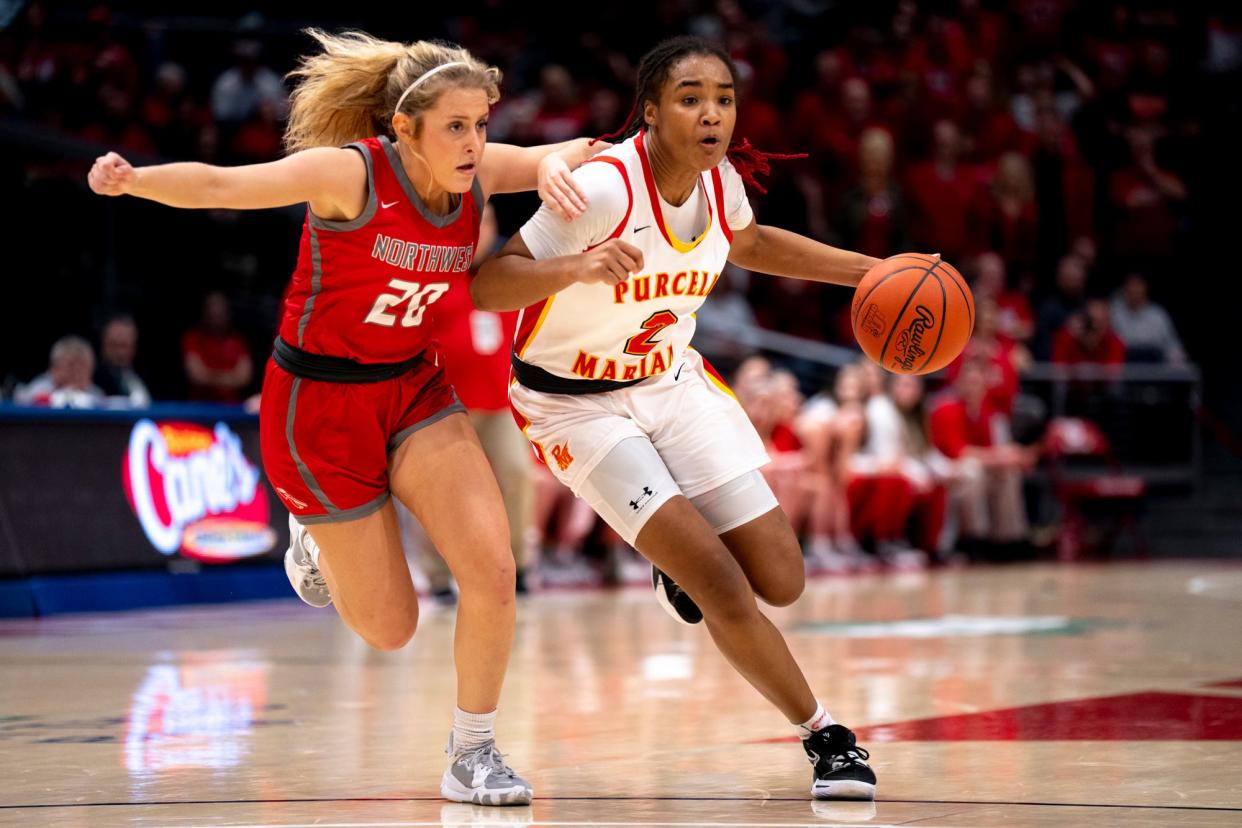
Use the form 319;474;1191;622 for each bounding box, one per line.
394;61;469;115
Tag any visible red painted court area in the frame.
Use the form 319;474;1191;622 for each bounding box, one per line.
855;691;1242;741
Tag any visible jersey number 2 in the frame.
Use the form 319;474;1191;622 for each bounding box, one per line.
365;279;449;328
623;310;678;357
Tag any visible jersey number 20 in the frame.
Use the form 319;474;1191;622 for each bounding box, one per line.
365;279;449;328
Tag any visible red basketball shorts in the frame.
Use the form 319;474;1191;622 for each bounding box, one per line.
259;357;464;524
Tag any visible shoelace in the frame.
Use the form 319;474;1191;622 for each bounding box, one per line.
812;732;870;766
457;743;518;782
838;744;870;764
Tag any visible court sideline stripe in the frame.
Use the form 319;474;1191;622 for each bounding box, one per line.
3;796;1240;813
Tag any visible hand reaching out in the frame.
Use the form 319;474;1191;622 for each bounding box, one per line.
537;140;612;222
88;152;136;197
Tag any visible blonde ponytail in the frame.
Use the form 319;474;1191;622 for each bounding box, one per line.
284;29;501;152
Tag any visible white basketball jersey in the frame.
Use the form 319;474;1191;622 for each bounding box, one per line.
513;132;739;385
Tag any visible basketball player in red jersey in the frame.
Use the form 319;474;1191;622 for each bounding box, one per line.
87;29;609;806
474;37;890;800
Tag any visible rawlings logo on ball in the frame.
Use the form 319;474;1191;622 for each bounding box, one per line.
890;306;936;372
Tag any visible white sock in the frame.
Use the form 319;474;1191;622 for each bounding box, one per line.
453;706;497;753
795;702;835;738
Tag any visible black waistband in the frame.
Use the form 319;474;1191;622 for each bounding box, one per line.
510;354;646;395
272;338;425;383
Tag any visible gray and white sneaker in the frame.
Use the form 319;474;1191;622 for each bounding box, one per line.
284;514;331;608
440;732;533;806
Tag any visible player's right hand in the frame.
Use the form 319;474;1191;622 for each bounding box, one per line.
88;151;135;196
575;239;644;285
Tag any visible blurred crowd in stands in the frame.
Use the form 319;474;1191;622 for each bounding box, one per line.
1;0;1228;581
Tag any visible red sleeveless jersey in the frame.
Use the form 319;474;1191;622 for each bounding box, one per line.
279;135;484;363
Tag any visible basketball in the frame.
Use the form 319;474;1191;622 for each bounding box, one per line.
851;253;975;375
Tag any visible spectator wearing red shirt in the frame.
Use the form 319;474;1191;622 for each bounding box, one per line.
980;152;1039;280
1051;298;1126;366
958;0;1009;66
521;65;590;145
230;97;284;163
80;85;155;157
738;364;810;534
904;119;985;262
82;6;140;100
900;15;974;116
793;76;883;237
961;68;1033;163
732;60;786;154
836;127;911;259
1050;298;1126;418
929;358;1033;557
790;50;846;154
583;88;624;143
945;298;1029;415
182;290;253;403
819;77;880;180
839;25;902;93
1107;127;1187;266
429;205;534;591
1034;253;1088;359
1031;103;1094;270
972;251;1033;345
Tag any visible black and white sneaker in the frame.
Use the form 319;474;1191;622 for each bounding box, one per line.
803;724;876;800
651;565;702;625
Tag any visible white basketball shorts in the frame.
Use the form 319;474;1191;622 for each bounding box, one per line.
509;348;772;544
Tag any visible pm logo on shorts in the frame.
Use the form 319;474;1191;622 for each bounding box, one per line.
550;441;574;472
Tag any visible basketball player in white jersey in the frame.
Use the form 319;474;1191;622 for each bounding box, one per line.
472;37;884;800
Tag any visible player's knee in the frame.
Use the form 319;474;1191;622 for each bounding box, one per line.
696;565;758;624
457;549;517;604
757;567;805;607
363;611;418;651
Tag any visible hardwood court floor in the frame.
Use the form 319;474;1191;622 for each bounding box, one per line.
2;561;1242;827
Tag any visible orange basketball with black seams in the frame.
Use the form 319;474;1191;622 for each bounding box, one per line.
851;253;975;375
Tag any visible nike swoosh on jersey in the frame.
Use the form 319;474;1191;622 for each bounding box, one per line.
381;199;399;209
634;225;650;233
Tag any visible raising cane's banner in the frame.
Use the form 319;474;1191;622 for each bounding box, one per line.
123;420;276;562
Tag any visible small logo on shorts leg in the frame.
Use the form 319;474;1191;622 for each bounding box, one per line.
630;486;655;512
275;487;309;511
550;442;575;472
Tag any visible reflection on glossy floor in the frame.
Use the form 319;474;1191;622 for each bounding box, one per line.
3;562;1242;827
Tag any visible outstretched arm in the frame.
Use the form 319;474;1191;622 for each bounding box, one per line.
727;220;879;289
473;158;639;311
478;139;610;219
472;234;641;312
88;147;367;220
